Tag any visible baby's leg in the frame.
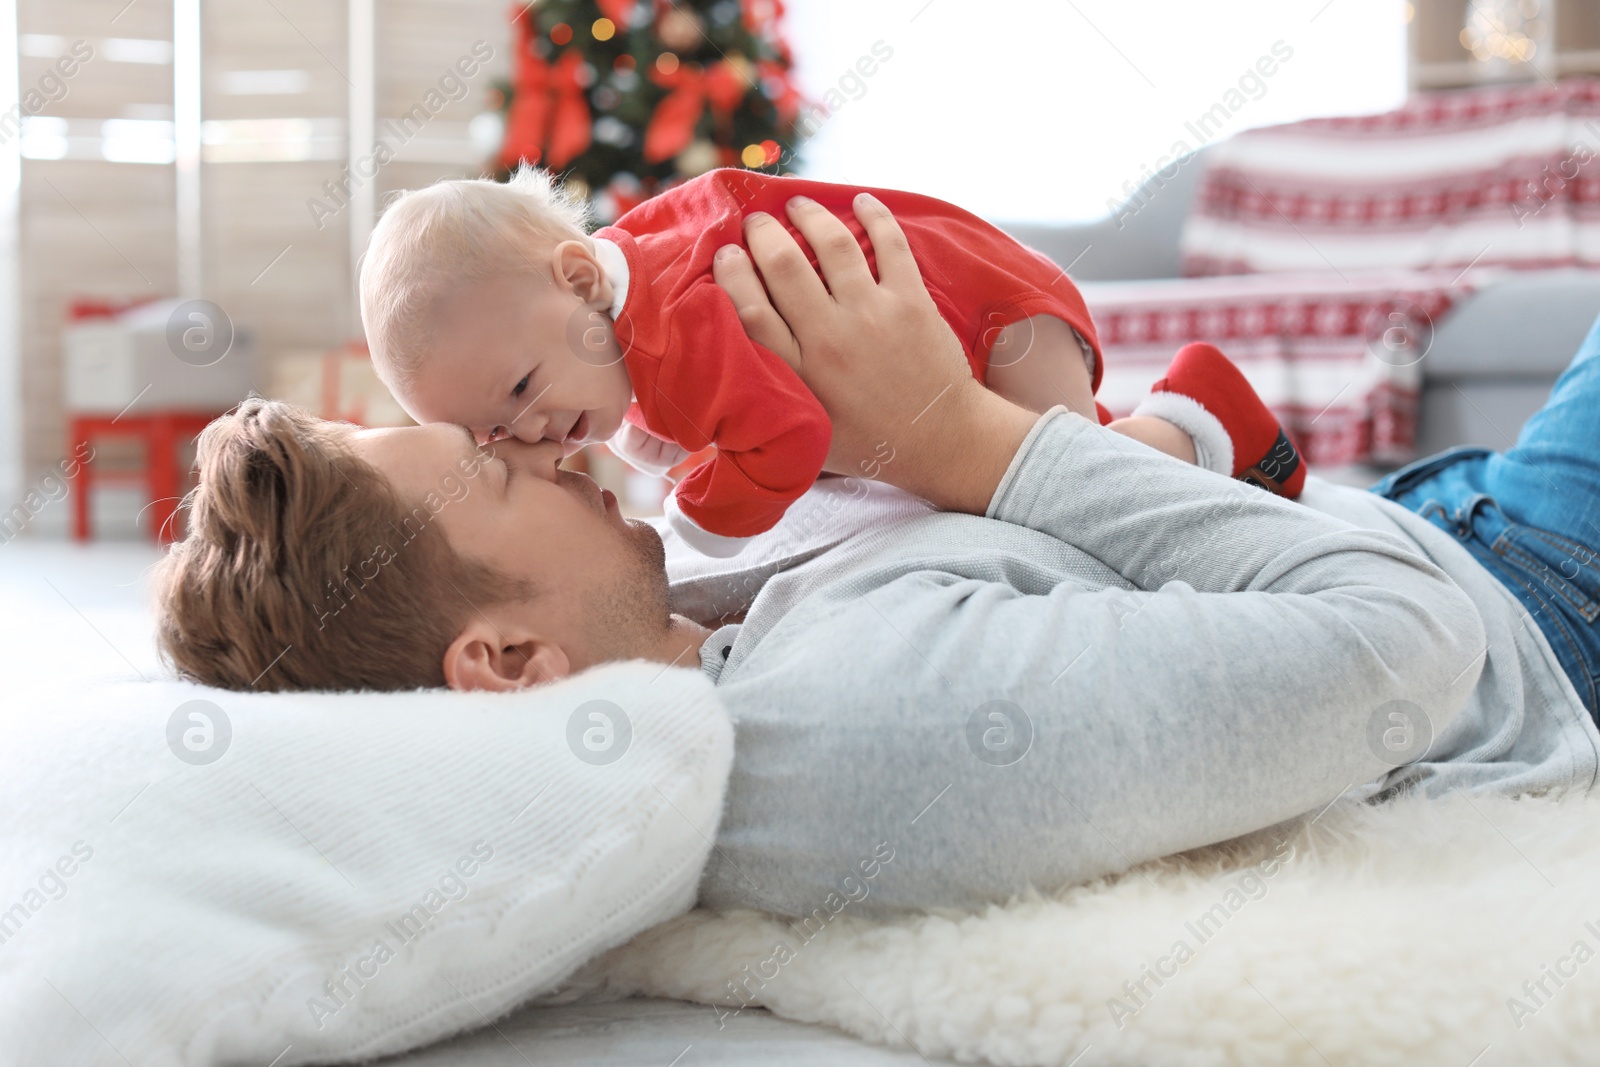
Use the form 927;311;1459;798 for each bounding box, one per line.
985;315;1098;420
1104;415;1196;463
986;315;1196;463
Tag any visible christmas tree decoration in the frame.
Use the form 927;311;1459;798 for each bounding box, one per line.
655;7;704;51
673;138;720;177
644;58;748;162
492;0;804;225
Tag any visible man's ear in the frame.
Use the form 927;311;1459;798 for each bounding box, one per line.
551;239;607;308
442;616;570;692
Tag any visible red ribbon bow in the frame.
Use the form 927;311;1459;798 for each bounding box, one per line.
500;9;592;171
643;60;748;163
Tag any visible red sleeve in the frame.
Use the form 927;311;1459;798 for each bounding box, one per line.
647;279;832;540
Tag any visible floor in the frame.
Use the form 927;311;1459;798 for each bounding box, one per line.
0;540;167;689
1;538;942;1065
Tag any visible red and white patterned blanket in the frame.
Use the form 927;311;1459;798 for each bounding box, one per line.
1088;270;1486;467
1089;79;1600;467
1181;78;1600;277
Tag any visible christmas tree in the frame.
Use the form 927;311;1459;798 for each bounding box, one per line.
494;0;805;225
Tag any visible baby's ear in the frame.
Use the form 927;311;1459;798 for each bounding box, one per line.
552;240;606;307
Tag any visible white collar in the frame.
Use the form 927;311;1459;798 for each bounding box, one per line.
592;236;629;320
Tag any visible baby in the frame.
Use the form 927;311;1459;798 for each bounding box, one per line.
360;168;1304;556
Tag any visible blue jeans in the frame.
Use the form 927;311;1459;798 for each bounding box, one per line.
1368;313;1600;721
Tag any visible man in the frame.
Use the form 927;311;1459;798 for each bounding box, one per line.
156;195;1598;918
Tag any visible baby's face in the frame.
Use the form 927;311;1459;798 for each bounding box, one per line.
400;272;633;451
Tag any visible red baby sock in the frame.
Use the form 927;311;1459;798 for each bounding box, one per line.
1130;342;1306;498
1095;400;1113;426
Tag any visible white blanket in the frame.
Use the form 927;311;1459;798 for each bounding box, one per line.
576;792;1600;1067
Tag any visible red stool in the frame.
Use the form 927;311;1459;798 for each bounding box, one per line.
68;411;219;544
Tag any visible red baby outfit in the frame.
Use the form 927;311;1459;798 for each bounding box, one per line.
594;170;1102;552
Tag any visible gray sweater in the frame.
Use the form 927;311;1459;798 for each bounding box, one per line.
663;408;1599;918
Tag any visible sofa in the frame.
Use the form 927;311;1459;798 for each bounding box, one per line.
1005;148;1600;471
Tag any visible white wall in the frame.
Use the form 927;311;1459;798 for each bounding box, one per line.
0;0;19;510
785;0;1409;224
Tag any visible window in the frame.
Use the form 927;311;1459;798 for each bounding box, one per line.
785;0;1408;224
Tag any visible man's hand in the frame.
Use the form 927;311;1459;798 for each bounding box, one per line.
711;193;1041;516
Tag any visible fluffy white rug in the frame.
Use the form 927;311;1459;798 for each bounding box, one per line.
567;792;1600;1066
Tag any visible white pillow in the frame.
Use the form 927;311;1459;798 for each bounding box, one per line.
0;660;732;1066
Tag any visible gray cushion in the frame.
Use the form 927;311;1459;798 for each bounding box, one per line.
1416;380;1557;458
1426;270;1600;380
999;152;1209;282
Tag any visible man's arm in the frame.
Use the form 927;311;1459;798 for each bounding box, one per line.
705;412;1491;916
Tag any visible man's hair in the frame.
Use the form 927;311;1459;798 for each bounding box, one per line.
154;398;527;692
359;164;593;395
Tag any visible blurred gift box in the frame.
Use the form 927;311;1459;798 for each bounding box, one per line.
268;340;410;428
63;298;257;415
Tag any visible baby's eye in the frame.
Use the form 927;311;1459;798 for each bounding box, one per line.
512;373;530;398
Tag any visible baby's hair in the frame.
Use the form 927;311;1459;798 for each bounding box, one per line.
359;165;594;391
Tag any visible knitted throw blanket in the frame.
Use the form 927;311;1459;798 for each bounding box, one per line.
1181;78;1600;276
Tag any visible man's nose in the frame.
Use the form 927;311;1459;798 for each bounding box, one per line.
474;422;524;446
478;408;552;446
491;436;565;479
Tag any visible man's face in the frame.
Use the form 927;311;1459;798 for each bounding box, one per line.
350;422;670;684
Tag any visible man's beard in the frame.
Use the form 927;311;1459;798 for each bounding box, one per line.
625;515;669;611
582;516;673;663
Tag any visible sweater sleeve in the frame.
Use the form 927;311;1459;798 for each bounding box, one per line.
920;408;1488;890
977;407;1490;769
701;406;1493;917
652;278;832;541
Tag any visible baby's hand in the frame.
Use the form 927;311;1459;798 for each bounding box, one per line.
609;420;693;478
